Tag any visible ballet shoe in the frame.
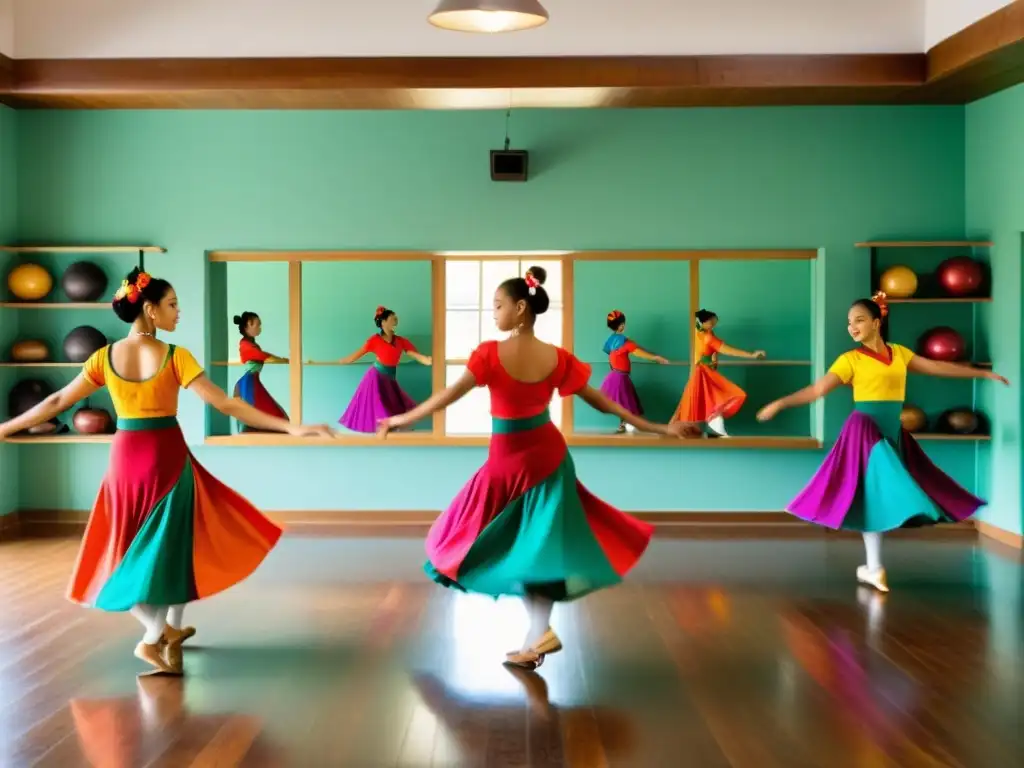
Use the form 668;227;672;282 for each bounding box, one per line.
856;565;889;593
505;628;563;669
134;641;179;677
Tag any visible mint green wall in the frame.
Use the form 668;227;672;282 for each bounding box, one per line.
10;107;975;513
967;83;1024;536
0;106;16;516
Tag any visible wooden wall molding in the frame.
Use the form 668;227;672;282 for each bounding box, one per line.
0;2;1020;110
976;519;1024;550
6;508;978;543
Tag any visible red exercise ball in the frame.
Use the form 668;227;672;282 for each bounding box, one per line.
936;256;984;296
919;326;966;362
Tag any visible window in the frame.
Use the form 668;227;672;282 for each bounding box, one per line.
444;258;564;435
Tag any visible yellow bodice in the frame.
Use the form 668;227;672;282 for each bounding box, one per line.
82;343;205;419
828;343;914;402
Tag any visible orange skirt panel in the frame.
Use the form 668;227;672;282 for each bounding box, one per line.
674;365;747;422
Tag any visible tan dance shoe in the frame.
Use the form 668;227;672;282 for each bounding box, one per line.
505;628;564;669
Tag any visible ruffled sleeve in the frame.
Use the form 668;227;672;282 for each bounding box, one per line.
556;348;592;397
82;347;107;387
466;341;495;387
172;346;205;388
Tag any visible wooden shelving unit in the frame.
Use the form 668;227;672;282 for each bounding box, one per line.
0;302;109;310
3;435;115;444
862;239;992;441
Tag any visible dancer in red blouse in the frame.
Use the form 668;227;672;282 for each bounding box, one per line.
379;267;701;670
338;306;432;433
232;311;289;432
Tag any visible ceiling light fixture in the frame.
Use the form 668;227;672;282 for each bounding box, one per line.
428;0;550;34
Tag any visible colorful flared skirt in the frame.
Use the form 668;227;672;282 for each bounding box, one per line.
787;402;984;533
233;365;288;432
598;369;643;416
67;416;283;611
339;362;418;433
674;361;745;422
424;410;654;602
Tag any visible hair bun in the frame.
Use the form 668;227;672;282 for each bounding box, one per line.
526;266;547;286
232;315;242;325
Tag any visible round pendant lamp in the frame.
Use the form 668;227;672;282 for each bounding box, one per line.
428;0;550;33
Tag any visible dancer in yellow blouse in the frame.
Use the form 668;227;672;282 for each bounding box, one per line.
0;268;337;676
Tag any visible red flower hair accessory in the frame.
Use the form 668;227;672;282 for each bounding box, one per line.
113;271;152;304
524;271;539;296
607;309;623;322
374;305;387;319
872;290;889;318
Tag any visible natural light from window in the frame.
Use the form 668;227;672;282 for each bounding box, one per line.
444;258;563;435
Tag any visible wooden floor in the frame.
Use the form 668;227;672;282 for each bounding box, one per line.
1;534;1021;767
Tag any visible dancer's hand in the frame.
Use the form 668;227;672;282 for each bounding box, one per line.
667;421;702;439
377;413;411;437
654;355;670;364
756;401;782;422
289;423;338;438
752;350;767;359
987;371;1010;386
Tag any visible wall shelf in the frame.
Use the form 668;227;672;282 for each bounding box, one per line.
0;245;166;254
855;241;993;248
3;435;114;444
888;297;991;304
0;362;81;368
912;433;990;441
0;302;109;310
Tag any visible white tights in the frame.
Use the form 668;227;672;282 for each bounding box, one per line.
523;593;554;647
131;603;186;644
862;532;883;571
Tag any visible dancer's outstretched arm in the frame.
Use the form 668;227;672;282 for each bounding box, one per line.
405;350;434;366
757;373;842;422
0;375;97;439
632;347;669;364
908;357;1009;384
189;376;336;436
378;371;476;435
578;386;699;438
716;341;766;359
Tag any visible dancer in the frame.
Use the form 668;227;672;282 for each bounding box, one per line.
757;293;1007;592
0;268;337;676
600;309;669;433
338;305;432;433
673;308;766;437
379;267;700;669
232;311;289;432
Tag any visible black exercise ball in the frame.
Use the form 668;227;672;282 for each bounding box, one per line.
8;378;53;418
61;261;109;302
63;325;107;363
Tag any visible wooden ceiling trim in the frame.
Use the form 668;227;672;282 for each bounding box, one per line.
927;0;1024;81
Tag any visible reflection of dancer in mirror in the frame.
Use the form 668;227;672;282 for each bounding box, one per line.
232;311;289;432
337;306;432;433
673;308;766;437
600;310;669;433
379;267;701;669
0;269;336;676
758;293;1008;592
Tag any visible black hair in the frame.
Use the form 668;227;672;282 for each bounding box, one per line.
695;309;718;329
112;267;173;324
607;310;626;331
851;297;889;341
499;265;549;318
374;306;395;331
233;311;260;338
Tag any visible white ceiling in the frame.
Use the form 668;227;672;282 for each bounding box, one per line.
0;0;1013;59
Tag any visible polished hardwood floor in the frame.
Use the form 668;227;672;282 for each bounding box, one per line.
1;533;1021;767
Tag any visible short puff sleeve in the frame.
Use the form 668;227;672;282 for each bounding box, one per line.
397;336;417;353
82;347;107;387
466;341;495;387
624;339;639;353
891;343;915;367
172;346;205;388
703;332;723;354
557;349;592;397
239;338;270;363
828;352;855;384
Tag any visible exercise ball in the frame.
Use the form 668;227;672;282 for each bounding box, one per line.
6;263;53;301
73;406;113;434
879;265;918;298
919;326;966;362
61;261;109;302
900;404;927;433
937;256;984;297
937;408;981;435
63;326;107;363
8;378;53;418
11;340;50;363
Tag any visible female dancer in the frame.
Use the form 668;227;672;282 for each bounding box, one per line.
379;267;700;669
0;268;337;676
600;309;669;433
232;311;289;432
338;305;432;433
674;308;765;437
757;293;1007;592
